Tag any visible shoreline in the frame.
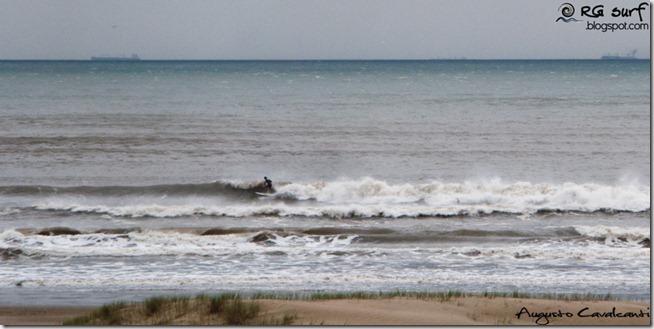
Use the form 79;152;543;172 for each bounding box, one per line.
1;295;649;325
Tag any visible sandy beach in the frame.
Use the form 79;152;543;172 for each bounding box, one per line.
0;297;649;325
259;297;650;325
0;306;96;325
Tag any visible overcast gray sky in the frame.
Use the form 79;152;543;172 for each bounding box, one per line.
0;0;650;60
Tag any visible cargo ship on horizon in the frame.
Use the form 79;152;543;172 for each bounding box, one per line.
601;50;638;60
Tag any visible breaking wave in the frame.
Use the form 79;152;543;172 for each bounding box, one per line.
0;180;268;198
1;177;649;218
0;224;648;260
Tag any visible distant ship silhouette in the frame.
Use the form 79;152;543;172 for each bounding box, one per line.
601;50;638;60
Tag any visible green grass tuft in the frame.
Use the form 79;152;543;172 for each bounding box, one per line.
63;300;128;325
62;293;270;325
208;294;235;314
63;289;624;325
224;296;261;325
143;296;167;316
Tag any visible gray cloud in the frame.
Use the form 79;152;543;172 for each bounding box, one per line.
0;0;650;60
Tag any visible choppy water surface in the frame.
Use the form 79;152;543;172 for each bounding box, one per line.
0;60;649;305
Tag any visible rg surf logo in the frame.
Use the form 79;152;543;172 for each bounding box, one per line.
556;3;582;23
556;2;650;32
557;2;650;22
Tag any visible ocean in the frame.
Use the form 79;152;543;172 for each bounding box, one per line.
0;60;650;306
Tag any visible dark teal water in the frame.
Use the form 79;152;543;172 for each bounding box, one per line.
0;60;649;305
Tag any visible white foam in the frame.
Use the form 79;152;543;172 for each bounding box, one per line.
0;229;360;258
575;225;650;245
2;235;649;291
0;207;21;216
31;177;650;218
2;228;648;260
281;177;650;214
0;229;25;248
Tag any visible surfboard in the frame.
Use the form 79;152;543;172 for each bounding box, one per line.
255;192;275;197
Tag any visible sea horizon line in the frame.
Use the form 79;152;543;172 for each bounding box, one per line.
1;58;650;62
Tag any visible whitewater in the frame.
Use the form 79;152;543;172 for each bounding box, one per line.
1;176;649;305
2;177;650;218
0;60;649;306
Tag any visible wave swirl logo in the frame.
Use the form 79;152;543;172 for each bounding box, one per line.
559;3;575;17
557;3;582;22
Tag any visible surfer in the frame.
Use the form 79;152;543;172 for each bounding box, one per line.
263;176;273;191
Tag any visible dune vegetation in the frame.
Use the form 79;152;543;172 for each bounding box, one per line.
62;293;294;325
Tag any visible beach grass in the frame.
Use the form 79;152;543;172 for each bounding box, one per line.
61;290;626;325
62;293;285;325
251;290;618;302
